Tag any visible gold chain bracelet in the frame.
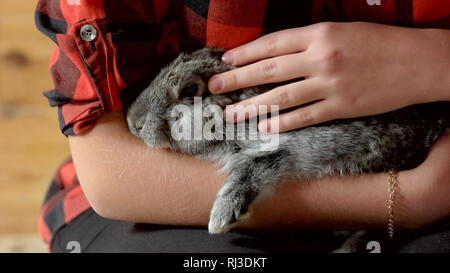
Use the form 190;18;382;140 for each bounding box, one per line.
387;169;398;239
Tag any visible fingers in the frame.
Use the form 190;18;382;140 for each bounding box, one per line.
221;26;313;66
258;100;336;133
209;53;311;94
209;26;314;94
225;78;324;122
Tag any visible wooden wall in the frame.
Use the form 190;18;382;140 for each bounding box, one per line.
0;1;70;252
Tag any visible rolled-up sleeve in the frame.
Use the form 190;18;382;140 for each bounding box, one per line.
35;0;180;136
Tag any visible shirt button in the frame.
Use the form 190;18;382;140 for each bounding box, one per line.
80;24;97;42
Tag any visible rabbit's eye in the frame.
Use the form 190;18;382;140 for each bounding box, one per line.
179;83;198;98
135;120;145;131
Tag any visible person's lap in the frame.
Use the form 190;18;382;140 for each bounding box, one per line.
50;208;450;253
50;209;344;253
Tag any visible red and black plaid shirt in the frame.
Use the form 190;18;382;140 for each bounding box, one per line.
35;0;450;249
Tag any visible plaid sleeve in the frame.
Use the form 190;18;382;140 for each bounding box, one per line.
35;0;180;136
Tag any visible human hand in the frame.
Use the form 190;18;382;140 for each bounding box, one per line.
208;22;450;133
398;131;450;229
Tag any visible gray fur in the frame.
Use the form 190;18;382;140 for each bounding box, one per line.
126;47;449;234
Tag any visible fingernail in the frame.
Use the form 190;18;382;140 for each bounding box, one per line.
208;76;224;93
224;105;237;122
258;119;271;134
221;51;234;65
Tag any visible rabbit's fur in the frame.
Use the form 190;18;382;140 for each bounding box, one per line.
126;47;449;234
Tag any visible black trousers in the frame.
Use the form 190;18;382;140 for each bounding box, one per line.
51;208;450;253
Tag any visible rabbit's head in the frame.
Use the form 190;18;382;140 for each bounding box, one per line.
126;47;230;149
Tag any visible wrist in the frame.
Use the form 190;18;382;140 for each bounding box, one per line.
396;167;443;230
394;170;423;229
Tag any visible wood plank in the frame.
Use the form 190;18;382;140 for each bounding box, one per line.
0;0;70;252
0;234;47;253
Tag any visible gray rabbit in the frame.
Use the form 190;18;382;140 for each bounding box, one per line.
126;47;449;234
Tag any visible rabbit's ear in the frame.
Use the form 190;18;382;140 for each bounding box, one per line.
190;47;225;61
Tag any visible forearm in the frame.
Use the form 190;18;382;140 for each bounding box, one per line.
242;172;417;230
69;111;417;230
70;111;225;226
412;28;450;103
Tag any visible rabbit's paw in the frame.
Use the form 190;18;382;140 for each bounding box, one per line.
208;195;251;234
